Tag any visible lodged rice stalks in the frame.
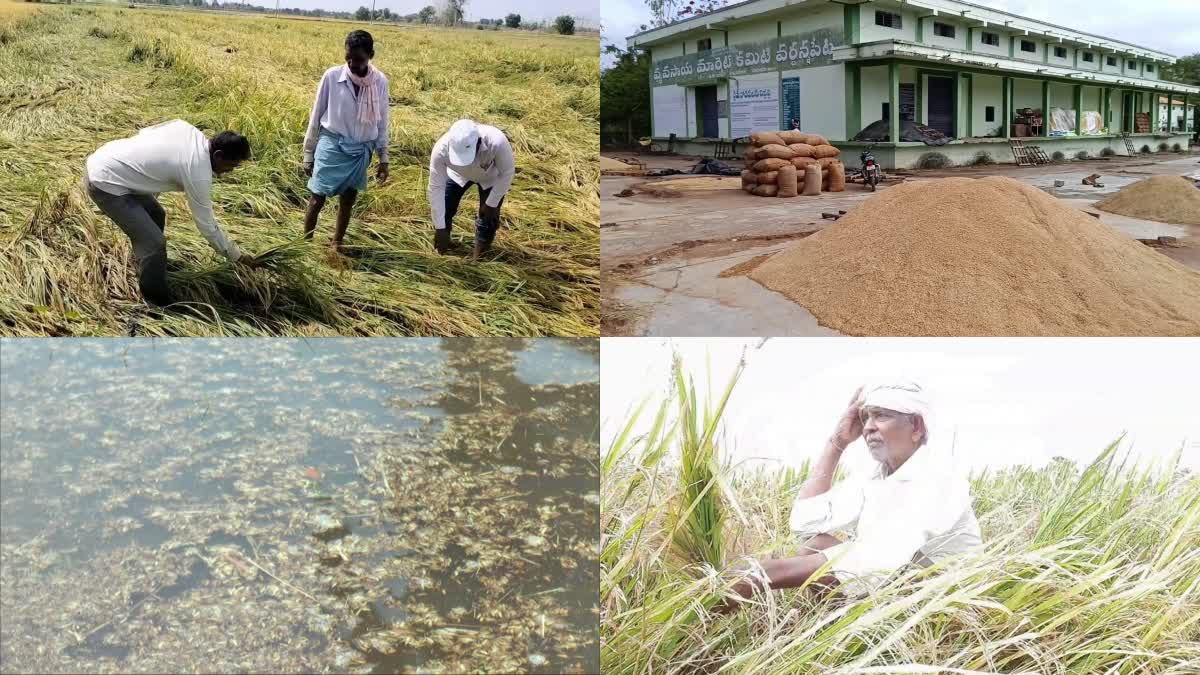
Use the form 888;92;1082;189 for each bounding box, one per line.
602;359;1200;674
0;5;599;336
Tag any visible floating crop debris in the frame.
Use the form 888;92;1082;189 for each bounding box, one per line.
0;338;599;673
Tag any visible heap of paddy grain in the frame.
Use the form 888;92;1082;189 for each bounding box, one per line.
749;176;1200;336
740;130;845;198
1095;176;1200;226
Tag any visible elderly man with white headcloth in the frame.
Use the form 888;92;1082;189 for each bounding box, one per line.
723;381;983;608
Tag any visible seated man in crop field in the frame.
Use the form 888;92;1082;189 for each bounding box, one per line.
84;120;258;306
722;382;983;609
428;119;515;259
302;29;390;252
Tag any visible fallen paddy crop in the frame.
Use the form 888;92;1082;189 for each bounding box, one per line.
0;5;599;336
601;359;1200;674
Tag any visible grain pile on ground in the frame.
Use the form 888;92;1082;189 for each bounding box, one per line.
643;176;743;192
1094;176;1200;225
601;156;644;176
750;176;1200;336
741;130;843;198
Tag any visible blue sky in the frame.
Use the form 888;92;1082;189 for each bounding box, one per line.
603;0;1200;67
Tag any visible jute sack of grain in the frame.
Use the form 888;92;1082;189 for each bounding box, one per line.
787;143;816;158
813;144;841;159
822;168;831;191
752;184;779;197
757;143;796;160
777;164;798;197
818;157;839;170
741;170;758;190
753;157;791;173
828;160;845;192
807;133;829;146
757;170;780;186
791;156;819;170
743;147;758;162
751;131;786;147
802;165;822;196
778;130;806;144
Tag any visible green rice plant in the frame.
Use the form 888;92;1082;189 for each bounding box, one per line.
602;360;1200;675
0;5;598;336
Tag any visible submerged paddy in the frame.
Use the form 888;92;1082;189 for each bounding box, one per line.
0;338;599;673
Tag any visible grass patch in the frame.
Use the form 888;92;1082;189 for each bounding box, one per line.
1075;150;1090;160
1051;150;1066;162
970;151;995;166
1141;144;1152;154
915;152;951;170
1100;146;1116;157
0;5;599;336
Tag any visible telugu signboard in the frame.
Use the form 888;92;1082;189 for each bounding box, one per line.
782;77;801;129
651;29;844;87
731;78;780;138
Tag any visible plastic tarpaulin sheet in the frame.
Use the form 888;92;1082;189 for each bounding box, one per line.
1049;107;1076;135
1083;111;1103;135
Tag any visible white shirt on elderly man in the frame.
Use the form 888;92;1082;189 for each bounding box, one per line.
85;119;242;262
303;65;391;164
427;124;516;230
789;441;983;591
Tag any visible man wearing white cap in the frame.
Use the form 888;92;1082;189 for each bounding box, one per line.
722;382;982;608
427;119;516;259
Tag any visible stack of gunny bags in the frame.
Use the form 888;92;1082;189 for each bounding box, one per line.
741;130;845;197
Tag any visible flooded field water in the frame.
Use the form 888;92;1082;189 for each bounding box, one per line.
0;338;599;674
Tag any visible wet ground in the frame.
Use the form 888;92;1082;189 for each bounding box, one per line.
0;338;599;674
602;152;1200;336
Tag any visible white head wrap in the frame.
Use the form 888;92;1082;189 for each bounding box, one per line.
863;381;934;446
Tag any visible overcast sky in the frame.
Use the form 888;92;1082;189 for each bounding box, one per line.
601;338;1200;478
602;0;1200;66
248;0;599;25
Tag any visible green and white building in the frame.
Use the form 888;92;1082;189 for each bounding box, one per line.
627;0;1198;168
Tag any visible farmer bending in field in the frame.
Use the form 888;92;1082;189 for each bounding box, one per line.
720;382;983;611
84;120;259;306
428;119;515;259
302;29;390;252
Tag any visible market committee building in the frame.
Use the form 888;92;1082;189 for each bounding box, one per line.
628;0;1199;168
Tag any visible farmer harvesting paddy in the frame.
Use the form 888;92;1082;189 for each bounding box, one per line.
721;382;982;610
84;121;259;306
0;5;599;336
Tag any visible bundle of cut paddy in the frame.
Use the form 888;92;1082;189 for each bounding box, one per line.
750;176;1200;335
740;130;844;197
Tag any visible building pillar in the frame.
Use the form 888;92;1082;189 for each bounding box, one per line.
1101;88;1109;133
1074;85;1083;136
965;72;973;137
888;61;900;143
845;63;861;141
1168;92;1176;134
1003;76;1012;139
1151;91;1159;133
1042;80;1050;137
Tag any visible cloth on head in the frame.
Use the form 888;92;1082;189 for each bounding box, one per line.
346;64;384;126
863;381;933;444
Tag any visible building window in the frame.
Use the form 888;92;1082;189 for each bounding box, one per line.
985;106;995;122
1146;63;1154;73
981;31;999;47
1128;60;1136;69
1054;46;1067;58
697;38;711;52
1082;52;1094;62
875;10;902;29
1107;55;1117;66
1021;40;1036;53
933;22;955;38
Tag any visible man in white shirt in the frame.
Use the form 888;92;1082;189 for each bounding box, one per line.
427;119;515;259
723;382;983;608
84;120;257;306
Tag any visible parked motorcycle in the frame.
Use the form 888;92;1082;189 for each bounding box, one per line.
859;143;883;192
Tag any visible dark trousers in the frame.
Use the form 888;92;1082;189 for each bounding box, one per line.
84;176;172;306
444;179;504;245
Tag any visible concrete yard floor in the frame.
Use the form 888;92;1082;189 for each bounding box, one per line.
602;151;1200;336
